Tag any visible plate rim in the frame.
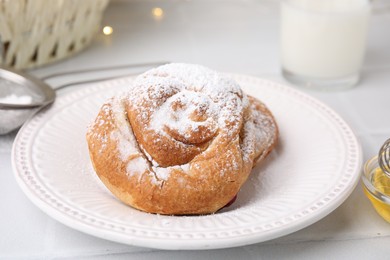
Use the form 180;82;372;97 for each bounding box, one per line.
11;74;363;250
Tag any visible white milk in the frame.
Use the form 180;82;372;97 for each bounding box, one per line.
281;0;370;79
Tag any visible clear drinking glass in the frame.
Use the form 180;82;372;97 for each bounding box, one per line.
281;0;371;90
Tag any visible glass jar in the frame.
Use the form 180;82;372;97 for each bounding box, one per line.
280;0;371;90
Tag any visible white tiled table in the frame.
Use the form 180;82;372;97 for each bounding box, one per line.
2;1;390;259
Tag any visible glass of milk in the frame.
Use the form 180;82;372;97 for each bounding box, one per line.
281;0;371;90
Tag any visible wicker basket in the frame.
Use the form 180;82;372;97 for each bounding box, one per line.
0;0;109;69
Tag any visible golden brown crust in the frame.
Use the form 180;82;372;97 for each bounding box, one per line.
86;64;278;215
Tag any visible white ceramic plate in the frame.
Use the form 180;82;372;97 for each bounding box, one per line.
12;75;362;250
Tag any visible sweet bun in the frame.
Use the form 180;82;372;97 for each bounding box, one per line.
86;63;278;215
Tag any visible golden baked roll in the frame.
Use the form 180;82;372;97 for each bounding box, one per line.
86;63;278;215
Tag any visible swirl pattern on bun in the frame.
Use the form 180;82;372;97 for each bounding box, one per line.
86;63;278;215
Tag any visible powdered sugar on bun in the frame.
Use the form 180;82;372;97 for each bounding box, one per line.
86;63;278;215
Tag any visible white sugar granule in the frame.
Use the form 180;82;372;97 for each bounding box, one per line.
241;101;276;163
153;166;171;181
140;144;160;167
149;90;218;140
130;63;244;141
109;97;139;161
180;163;190;172
153;163;191;181
110;129;138;161
126;157;149;177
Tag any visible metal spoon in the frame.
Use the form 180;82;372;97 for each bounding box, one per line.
0;61;168;134
0;66;55;110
